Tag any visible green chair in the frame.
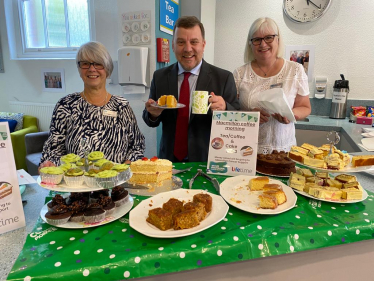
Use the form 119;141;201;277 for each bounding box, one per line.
11;115;38;170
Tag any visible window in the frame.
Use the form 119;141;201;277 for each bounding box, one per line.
5;0;95;59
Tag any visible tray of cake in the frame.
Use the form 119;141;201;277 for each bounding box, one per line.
220;175;297;215
121;157;183;196
288;143;374;173
37;152;132;192
288;168;368;203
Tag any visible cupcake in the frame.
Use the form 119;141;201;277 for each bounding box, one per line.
47;194;66;211
99;161;115;171
45;204;72;225
83;170;99;188
40;167;64;185
68;200;87;222
76;158;94;171
60;153;80;164
59;162;76;172
66;192;90;205
111;186;129;207
94;159;110;169
111;164;130;181
87;151;104;162
90;189;110;203
84;203;106;223
64;168;84;187
95;170;118;189
97;194;116;216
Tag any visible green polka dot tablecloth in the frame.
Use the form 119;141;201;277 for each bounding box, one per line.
7;163;374;281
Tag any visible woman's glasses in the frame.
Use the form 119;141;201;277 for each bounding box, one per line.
78;61;104;70
250;35;277;46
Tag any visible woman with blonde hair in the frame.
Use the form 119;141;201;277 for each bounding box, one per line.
234;17;311;154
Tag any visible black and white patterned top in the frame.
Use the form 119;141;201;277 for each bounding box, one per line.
41;93;145;165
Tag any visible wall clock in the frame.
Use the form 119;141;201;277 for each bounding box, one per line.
283;0;332;23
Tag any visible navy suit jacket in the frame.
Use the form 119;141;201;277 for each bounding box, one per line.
142;60;239;162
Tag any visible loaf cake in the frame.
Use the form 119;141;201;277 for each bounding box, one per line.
263;190;287;205
146;208;173;231
193;193;213;212
256;150;296;176
351;155;374;167
162;198;183;217
158;95;177;107
182;202;207;222
173;210;200;230
129;156;172;184
249;176;269;191
258;194;278;209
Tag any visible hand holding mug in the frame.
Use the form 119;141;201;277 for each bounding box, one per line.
208;92;226;111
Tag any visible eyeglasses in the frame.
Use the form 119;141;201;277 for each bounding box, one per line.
78;61;105;70
250;35;278;46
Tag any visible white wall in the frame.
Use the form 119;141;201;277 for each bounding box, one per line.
214;0;374;100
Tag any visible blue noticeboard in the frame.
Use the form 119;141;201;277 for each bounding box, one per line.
160;0;179;35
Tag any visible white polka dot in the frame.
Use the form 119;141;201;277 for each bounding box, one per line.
97;249;103;253
110;254;115;259
345;210;349;213
356;229;360;235
331;207;336;210
180;252;185;258
333;224;339;227
221;227;226;230
290;246;295;252
363;213;368;216
240;227;244;230
69;237;75;241
135;257;141;263
74;250;80;255
50;241;55;245
55;262;61;267
57;246;63;250
317;215;322;218
122;229;127;232
24;276;31;281
341;204;345;207
132;196;136;199
233;236;239;241
258;244;264;250
203;181;207;184
223;218;228;221
124;271;130;278
191;244;197;248
83;230;88;234
257;225;262;230
295;215;300;219
272;232;277;236
229;212;233;216
369;198;373;201
217;250;223;256
37;227;42;231
328;231;332;236
83;269;89;277
158;247;164;251
365;219;370;223
308;227;313;230
294;234;299;240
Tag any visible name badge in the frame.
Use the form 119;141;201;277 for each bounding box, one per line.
103;110;117;118
270;83;283;89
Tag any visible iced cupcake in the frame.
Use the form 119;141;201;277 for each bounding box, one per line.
94;159;110;169
47;194;66;211
76;158;94;171
84;203;106;223
60;153;80;164
111;186;129;207
99;161;115;171
87;151;104;162
64;168;84;187
97;194;116;216
66;192;90;205
45;204;72;225
68;200;87;222
84;169;100;188
40;167;64;185
95;170;118;189
111;164;130;181
59;162;76;173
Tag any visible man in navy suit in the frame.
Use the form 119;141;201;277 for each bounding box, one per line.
143;16;239;162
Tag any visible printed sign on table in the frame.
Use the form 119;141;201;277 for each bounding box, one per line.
207;111;260;176
0;122;25;234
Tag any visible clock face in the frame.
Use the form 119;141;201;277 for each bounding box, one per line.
283;0;332;23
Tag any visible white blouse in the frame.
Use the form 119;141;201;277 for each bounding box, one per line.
233;59;310;154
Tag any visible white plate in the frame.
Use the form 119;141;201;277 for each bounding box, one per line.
150;103;186;109
37;169;132;192
220;175;297;215
122;176;183;196
361;138;374;150
256;170;291;178
290;183;368;204
129;189;229;238
40;196;133;228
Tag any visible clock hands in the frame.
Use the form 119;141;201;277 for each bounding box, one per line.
306;0;321;10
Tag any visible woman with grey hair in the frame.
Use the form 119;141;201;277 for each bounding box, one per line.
234;17;311;154
40;41;145;168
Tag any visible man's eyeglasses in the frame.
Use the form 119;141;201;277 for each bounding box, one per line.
250;35;278;46
78;61;105;70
